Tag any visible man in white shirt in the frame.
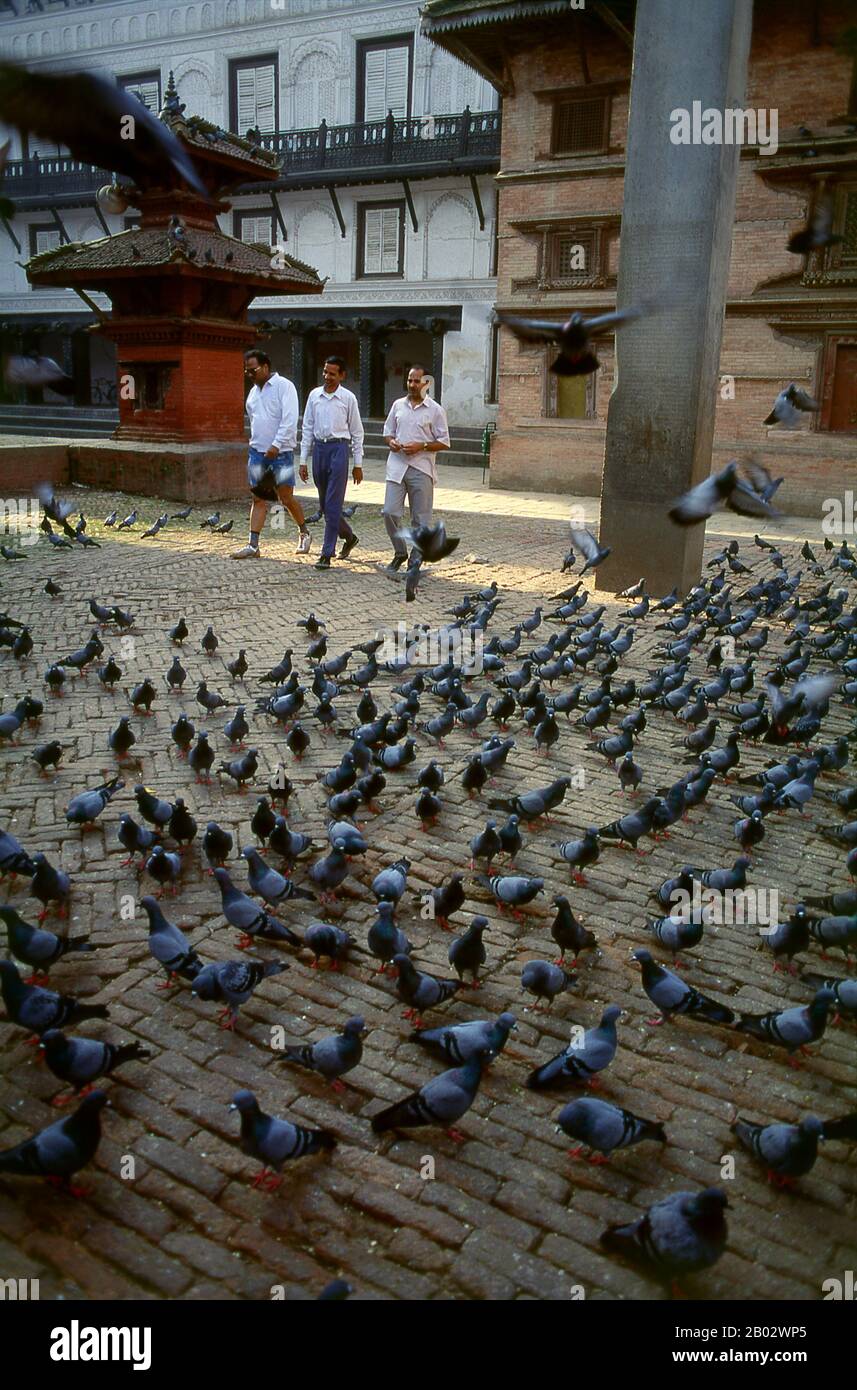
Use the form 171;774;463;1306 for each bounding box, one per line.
381;364;450;576
299;355;364;572
232;348;312;560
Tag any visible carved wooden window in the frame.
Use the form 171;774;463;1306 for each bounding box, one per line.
552;95;610;155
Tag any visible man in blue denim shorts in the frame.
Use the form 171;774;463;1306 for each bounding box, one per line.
232;348;312;559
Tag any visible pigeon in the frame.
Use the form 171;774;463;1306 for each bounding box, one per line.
0;61;207;196
28;853;71;922
144;845;182;896
489;776;572;823
800;974;857;1022
169;618;189;645
228;1090;336;1188
200;511;220;530
241;847;313;912
0;960;108;1037
764;383;819;428
188;732;215;782
632;949;734;1026
65;776;124;828
392;954;463;1022
550;896;597;964
0;1089;108;1195
141;896;202;987
526;1005;620;1088
116;510;137;531
218;748;259;791
168;711;194;756
553;828;600;884
167;798;197;849
38;1028;149;1107
196;681;227;713
0;905;94;981
448;916;488;985
806;912;857;961
557;1096;666;1161
302;921;355;971
96;657;123;690
566;525;611;576
731;1114;824;1186
668;460;780;526
108;716;137;759
0;828;36;880
213;867;303;948
201;626;219;658
279;1016;366;1090
165;656;188;692
414;1012;517;1065
307;843;349;900
520;959;576;1010
787;191;842;256
371;1048;493;1139
475;872;544;915
268;818;315;867
395;521;460;564
372;858;411;904
192;959;288;1029
646;907;707;965
134;785;172;829
497;305;644;376
367;902;412;972
600;1188;728;1289
226;650;249;681
735;988;835;1063
202;821;233;869
31;739;67;775
425;872;465;930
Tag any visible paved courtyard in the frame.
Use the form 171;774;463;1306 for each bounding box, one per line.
0;462;854;1301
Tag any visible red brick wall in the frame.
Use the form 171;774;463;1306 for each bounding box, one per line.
114;344;248;443
490;0;857;515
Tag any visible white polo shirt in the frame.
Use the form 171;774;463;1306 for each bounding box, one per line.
300;384;365;467
245;372;299;453
383;395;450;484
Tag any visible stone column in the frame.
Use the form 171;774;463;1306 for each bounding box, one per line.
287;321;304;398
597;0;753;596
429;317;446;404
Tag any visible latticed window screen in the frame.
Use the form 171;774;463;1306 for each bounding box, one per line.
362;206;401;275
552;96;609;154
362;44;410;121
552;230;596;281
235;63;276;133
239;215;274;247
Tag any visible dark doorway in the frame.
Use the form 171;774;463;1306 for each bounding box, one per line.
829;344;857;432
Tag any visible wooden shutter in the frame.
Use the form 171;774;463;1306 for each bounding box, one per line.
383;46;409;119
127;78;160;112
380;207;400;272
237;63;275;133
240;215;273;246
29;138;63;158
363;49;387;122
35;228;62;254
363;207;383;274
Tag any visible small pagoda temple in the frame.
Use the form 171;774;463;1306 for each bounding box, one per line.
26;74;323;444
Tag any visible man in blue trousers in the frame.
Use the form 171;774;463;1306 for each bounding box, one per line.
299;356;364;571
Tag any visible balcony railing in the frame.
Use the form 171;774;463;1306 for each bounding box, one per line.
1;156;111;199
0;108;501;205
261;107;501;177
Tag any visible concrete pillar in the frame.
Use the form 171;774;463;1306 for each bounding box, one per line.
598;0;753;596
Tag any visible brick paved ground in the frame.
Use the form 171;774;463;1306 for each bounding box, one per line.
0;464;854;1301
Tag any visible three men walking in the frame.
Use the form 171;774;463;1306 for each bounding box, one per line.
234;351;450;572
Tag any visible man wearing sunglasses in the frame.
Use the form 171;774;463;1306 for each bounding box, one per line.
232;349;311;559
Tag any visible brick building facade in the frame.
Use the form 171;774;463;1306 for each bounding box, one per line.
423;0;857;514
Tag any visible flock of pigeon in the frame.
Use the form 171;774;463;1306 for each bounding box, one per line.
0;480;855;1301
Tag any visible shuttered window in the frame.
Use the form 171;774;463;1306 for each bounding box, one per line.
120;71;161;113
358;203;403;277
237;214;275;247
31;226;62;255
357;37;412;122
230;57;277;136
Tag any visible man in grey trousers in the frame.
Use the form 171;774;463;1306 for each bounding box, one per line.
381;364;450;576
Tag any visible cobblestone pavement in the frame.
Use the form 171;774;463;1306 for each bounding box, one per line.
0;469;854;1301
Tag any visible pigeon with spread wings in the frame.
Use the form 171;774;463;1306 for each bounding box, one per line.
0;61;207;198
497;306;644;376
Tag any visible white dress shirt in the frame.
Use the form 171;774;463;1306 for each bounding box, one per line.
383;395;450;485
245;372;299;453
301;384;364;467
